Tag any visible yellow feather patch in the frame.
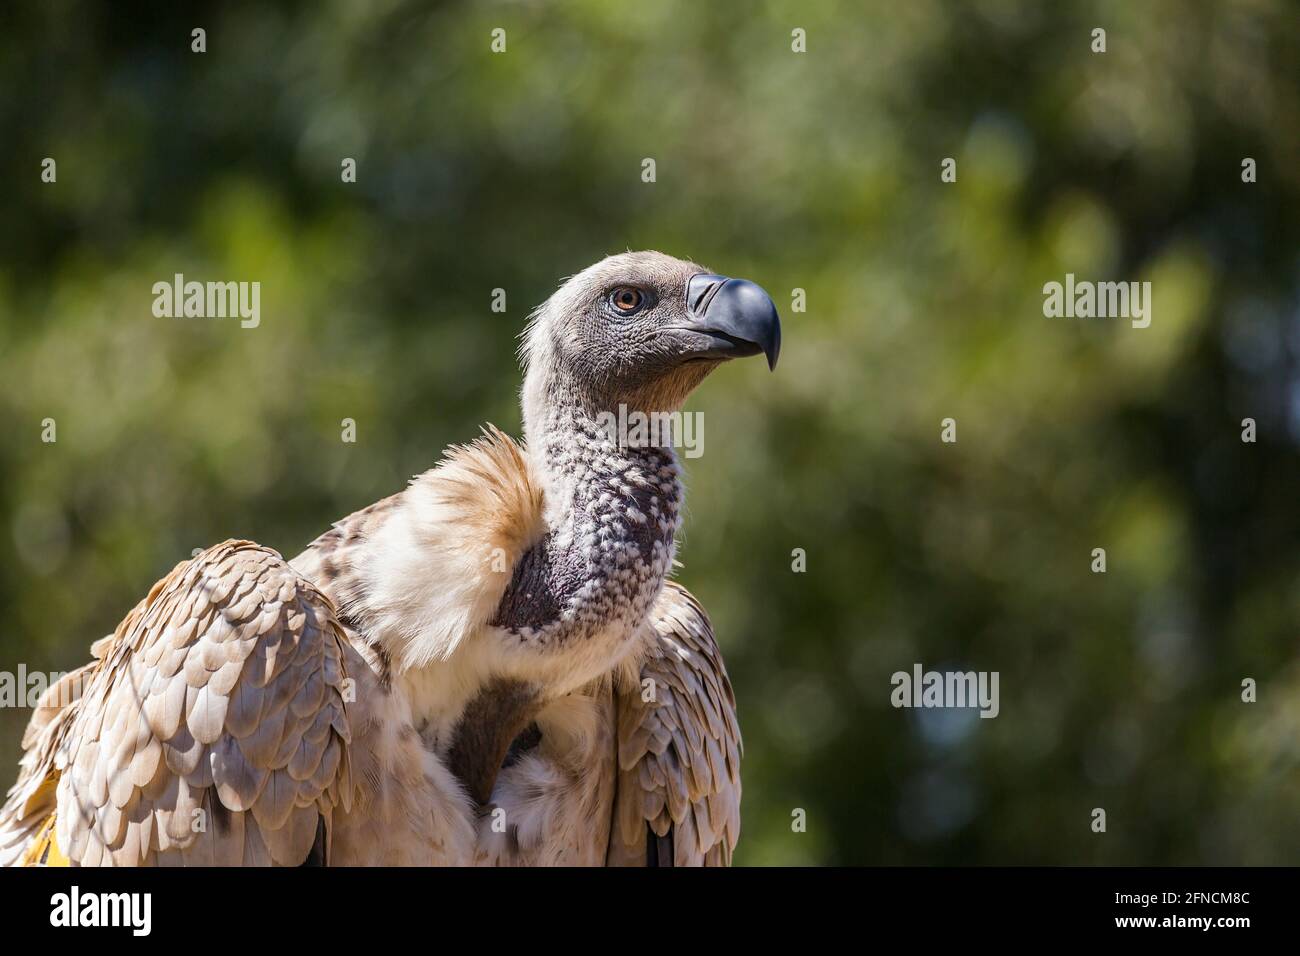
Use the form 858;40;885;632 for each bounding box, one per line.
21;811;69;867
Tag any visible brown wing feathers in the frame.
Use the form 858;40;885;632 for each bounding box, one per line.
610;582;743;866
0;540;352;866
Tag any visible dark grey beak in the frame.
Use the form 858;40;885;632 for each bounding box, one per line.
677;273;782;370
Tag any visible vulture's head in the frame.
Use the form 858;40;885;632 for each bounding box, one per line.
520;251;780;437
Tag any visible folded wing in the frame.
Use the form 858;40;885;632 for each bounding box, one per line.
609;582;742;866
0;540;352;866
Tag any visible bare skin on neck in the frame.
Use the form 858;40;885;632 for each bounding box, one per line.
446;678;542;807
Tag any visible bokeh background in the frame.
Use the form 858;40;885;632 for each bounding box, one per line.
2;0;1298;865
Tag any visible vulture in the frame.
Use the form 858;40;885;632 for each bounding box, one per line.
0;251;780;867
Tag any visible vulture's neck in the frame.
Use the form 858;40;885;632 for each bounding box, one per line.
494;398;683;645
349;396;684;807
443;400;684;806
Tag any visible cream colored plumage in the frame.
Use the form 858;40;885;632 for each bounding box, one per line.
1;250;777;866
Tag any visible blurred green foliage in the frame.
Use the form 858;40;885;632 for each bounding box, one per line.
1;0;1298;864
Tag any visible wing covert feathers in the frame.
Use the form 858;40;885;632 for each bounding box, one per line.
0;540;353;866
609;582;742;866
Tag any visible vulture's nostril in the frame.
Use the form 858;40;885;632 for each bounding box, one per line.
686;273;728;317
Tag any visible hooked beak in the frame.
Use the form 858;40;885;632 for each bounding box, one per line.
671;273;782;371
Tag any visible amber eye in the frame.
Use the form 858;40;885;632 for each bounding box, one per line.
610;287;644;313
